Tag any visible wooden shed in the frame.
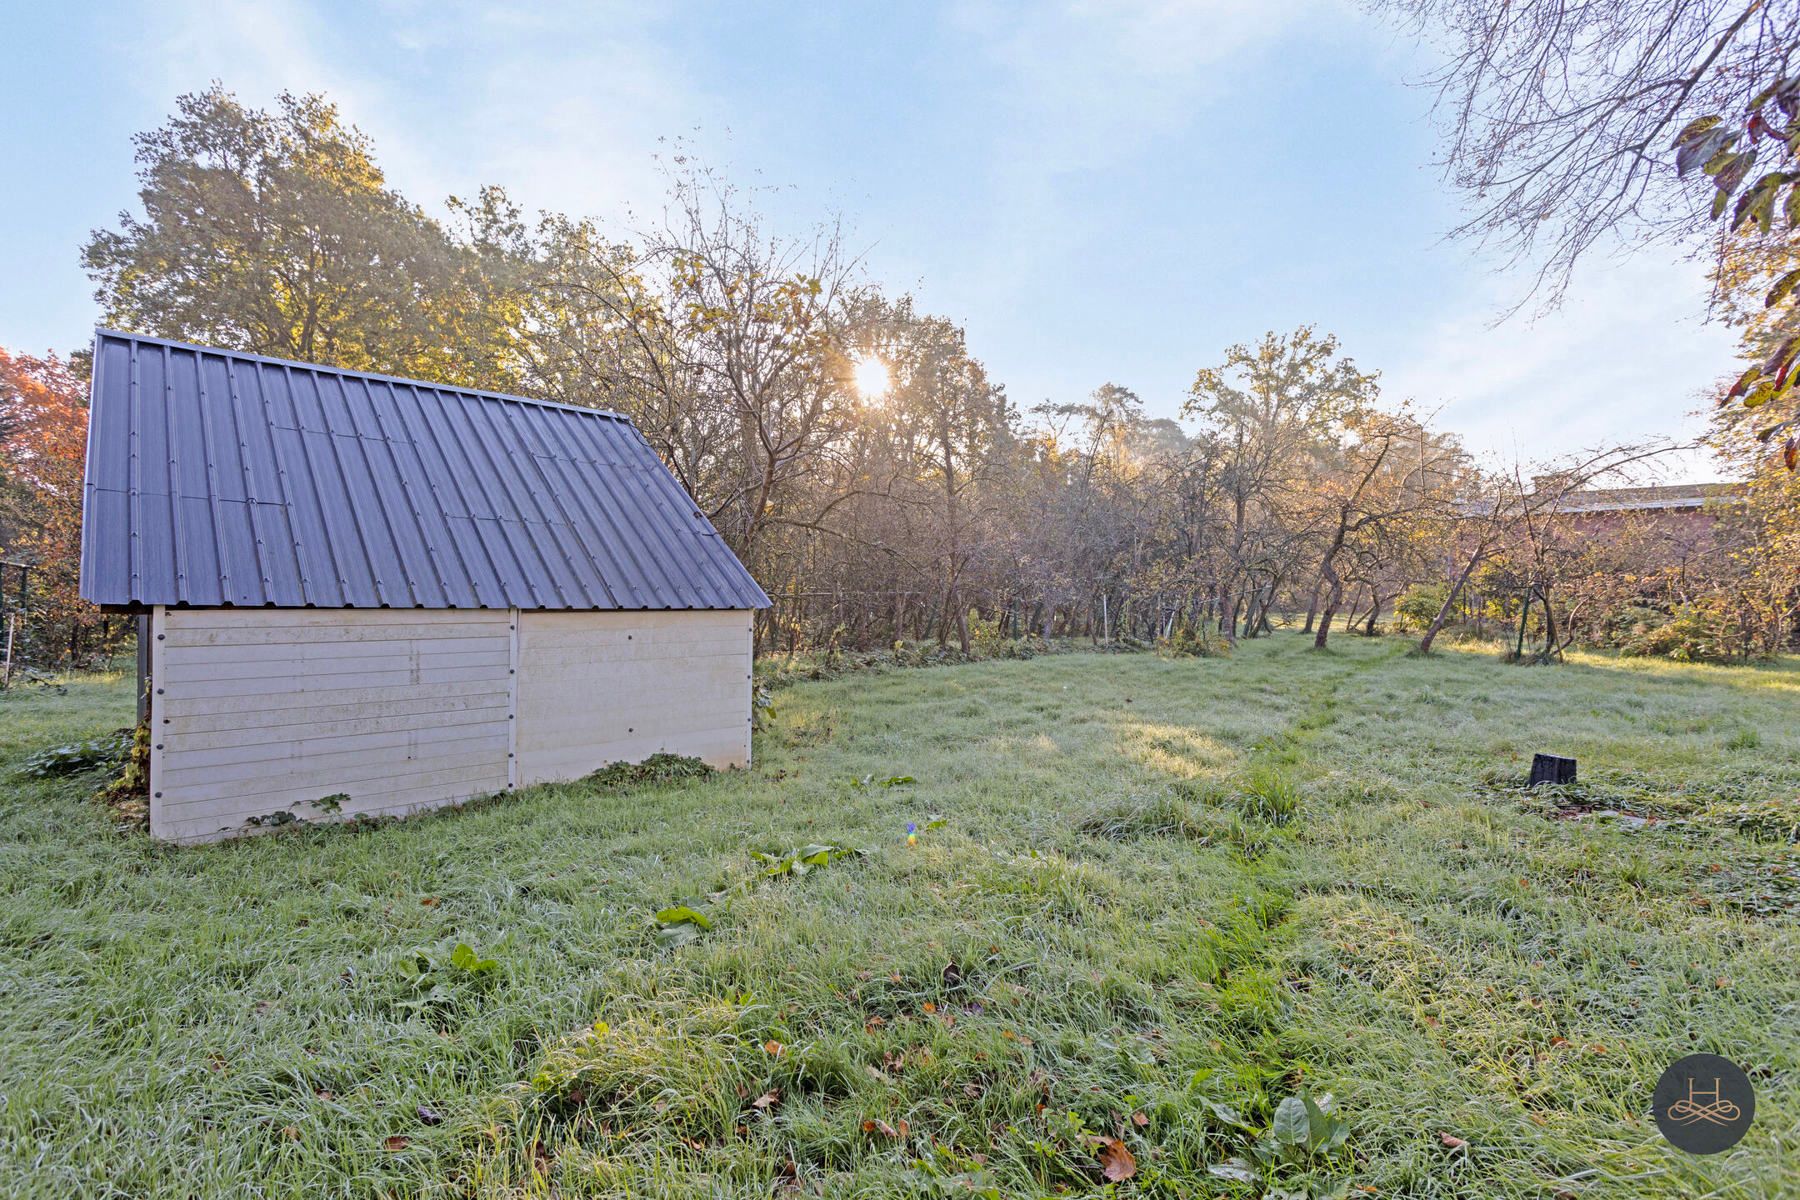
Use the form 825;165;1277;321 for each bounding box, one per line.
79;331;770;844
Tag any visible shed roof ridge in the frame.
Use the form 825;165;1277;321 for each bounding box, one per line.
93;329;630;424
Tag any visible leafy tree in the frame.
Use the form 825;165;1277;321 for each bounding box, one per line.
1379;2;1800;452
83;86;520;389
0;349;119;666
1184;328;1380;640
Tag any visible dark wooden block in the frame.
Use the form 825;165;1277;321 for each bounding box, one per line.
1528;754;1577;786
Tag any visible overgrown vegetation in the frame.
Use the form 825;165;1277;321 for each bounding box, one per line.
581;753;715;789
0;638;1794;1197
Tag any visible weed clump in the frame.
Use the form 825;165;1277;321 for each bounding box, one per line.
1156;623;1231;658
17;729;131;778
1078;794;1211;841
1174;767;1302;827
580;753;715;790
1237;764;1302;825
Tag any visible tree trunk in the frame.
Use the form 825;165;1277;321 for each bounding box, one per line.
1539;586;1558;663
1302;577;1322;634
1313;562;1344;650
1419;550;1483;655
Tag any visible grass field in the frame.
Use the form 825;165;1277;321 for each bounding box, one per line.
0;635;1795;1198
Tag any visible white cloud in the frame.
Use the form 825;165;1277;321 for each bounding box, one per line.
1381;253;1742;481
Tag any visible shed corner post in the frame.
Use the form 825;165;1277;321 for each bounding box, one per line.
507;607;520;791
745;608;756;768
147;605;166;841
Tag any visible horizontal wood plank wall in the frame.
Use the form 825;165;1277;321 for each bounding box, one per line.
152;607;514;843
515;609;753;786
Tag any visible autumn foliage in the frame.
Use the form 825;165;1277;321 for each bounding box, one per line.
0;348;122;666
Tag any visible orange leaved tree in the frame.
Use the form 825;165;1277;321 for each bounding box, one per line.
0;348;121;668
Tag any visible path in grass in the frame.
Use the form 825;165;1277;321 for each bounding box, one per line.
0;637;1794;1198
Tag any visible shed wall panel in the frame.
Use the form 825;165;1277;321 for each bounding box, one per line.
515;609;752;785
151;607;514;843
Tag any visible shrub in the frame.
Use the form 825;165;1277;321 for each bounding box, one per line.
1618;599;1747;663
1394;582;1451;632
1157;623;1231;658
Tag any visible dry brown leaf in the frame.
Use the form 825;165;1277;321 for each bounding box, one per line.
1131;1111;1149;1127
751;1088;781;1111
764;1040;784;1056
1439;1133;1467;1149
383;1135;411;1152
1096;1137;1136;1182
420;896;439;907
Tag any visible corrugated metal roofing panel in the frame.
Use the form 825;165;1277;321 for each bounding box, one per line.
79;330;771;612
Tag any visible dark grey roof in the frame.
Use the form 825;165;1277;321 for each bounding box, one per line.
79;330;769;611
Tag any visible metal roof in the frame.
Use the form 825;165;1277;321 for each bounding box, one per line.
79;330;770;611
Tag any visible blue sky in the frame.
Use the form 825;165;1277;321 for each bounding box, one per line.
0;0;1738;478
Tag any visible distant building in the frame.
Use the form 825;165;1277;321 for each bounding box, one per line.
1553;481;1743;521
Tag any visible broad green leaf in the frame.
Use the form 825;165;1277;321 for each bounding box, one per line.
1205;1099;1251;1129
1272;1096;1310;1146
654;905;712;929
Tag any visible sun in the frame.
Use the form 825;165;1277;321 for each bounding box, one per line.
852;355;890;400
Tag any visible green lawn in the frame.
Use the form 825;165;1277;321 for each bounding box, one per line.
1;636;1795;1198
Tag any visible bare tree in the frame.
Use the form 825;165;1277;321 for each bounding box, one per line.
1378;0;1798;304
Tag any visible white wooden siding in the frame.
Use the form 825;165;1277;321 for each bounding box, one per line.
151;607;514;843
514;609;752;786
149;606;754;843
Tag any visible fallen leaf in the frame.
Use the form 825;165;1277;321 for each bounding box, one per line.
420;897;438;907
1096;1137;1136;1182
281;1125;299;1141
1440;1133;1467;1150
751;1089;781;1111
863;1118;899;1138
1131;1111;1149;1127
764;1040;784;1056
922;1001;936;1014
384;1135;411;1152
416;1105;442;1126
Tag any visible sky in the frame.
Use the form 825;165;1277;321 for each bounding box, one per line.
0;0;1742;480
